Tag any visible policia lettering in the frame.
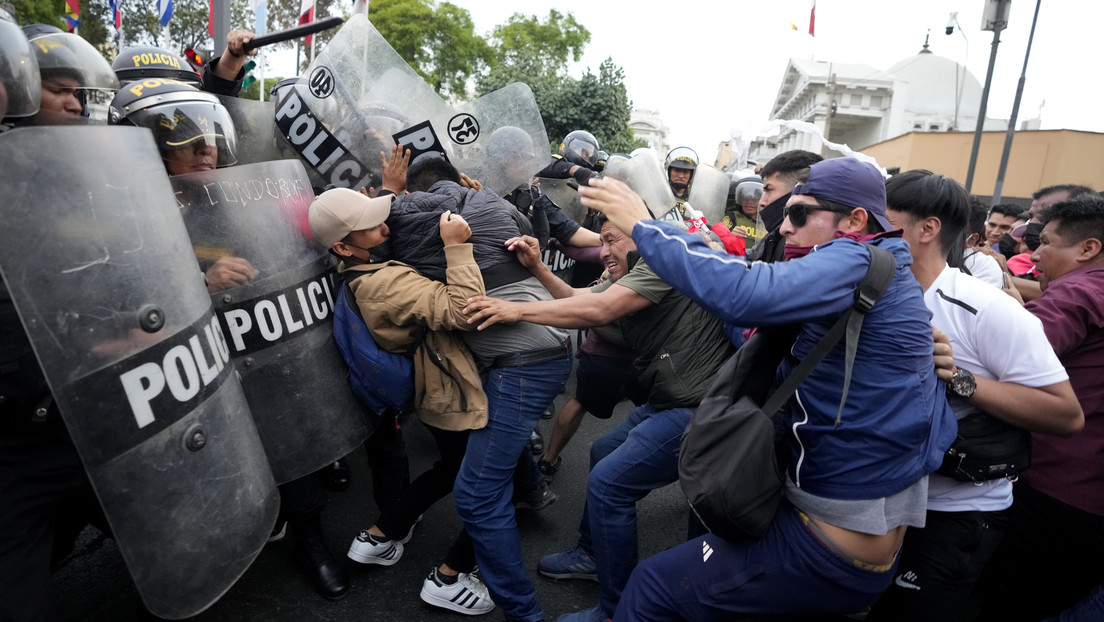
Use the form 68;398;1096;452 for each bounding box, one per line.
218;270;335;356
127;52;184;71
275;88;372;190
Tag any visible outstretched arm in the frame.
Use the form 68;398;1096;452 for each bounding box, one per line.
464;283;651;331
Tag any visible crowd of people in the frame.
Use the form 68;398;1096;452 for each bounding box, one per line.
2;17;1102;622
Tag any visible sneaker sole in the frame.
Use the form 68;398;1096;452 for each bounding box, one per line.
420;585;495;615
537;568;599;582
347;544;402;566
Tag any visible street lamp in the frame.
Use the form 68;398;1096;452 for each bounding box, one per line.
946;12;969;131
964;0;1012;194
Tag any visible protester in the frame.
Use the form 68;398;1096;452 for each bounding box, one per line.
577;158;956;621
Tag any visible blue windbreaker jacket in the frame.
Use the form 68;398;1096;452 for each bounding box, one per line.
632;220;956;500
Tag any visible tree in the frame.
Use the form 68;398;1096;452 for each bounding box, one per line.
11;0;65;30
490;9;588;73
368;0;490;99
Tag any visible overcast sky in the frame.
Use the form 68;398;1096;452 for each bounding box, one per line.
296;1;1100;162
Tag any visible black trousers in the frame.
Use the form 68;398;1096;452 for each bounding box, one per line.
973;483;1104;622
866;508;1007;622
376;423;476;572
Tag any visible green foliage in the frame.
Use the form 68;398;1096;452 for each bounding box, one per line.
490;9;588;71
11;0;65;29
368;0;490;98
478;52;642;155
238;75;284;101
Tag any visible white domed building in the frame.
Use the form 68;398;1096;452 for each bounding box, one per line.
763;40;1006;158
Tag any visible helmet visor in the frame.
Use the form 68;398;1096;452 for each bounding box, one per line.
128;100;238;170
564;135;598;168
31;33;119;91
0;21;41;118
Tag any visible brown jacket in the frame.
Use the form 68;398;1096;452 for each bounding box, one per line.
339;244;487;431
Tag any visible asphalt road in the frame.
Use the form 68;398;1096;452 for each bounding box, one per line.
52;363;690;622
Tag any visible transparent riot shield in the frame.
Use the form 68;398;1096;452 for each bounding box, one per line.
0;126;279;619
604;148;677;219
449;83;549;196
277;15;547;196
218;94;284;165
172;158;370;484
686;163;730;225
537;177;587;223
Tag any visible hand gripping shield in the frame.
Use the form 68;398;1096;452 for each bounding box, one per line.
171;158;371;483
0;125;279;619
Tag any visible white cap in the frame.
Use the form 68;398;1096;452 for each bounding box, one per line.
308;188;392;248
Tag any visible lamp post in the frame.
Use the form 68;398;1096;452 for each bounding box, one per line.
946;12;969;131
964;0;1011;194
992;0;1043;204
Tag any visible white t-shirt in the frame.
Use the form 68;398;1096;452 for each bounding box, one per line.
963;249;1005;289
925;264;1068;512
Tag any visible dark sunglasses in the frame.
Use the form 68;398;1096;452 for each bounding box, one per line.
782;203;848;227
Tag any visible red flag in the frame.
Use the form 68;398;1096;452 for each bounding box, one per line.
300;0;315;46
208;0;214;37
63;0;80;32
809;1;816;37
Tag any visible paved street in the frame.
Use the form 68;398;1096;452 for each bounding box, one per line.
53;363;689;622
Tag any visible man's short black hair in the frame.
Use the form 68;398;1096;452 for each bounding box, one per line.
405;154;461;193
885;170;970;267
1038;194;1104;246
966;197;988;245
1033;184;1095;201
987;203;1022;219
759;150;823;186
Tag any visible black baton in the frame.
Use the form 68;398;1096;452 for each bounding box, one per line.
243;16;345;51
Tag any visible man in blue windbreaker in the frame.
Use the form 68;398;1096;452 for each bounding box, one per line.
578;157;957;621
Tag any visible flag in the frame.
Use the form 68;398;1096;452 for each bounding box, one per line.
300;0;315;45
109;0;122;39
809;0;816;37
63;0;79;32
248;0;268;37
158;0;173;27
785;20;798;31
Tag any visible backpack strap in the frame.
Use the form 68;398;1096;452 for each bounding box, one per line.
761;243;896;428
340;272;424;358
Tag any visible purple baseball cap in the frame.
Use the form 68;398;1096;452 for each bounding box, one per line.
791;158;893;232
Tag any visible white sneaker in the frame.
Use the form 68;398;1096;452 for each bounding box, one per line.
347;530;403;565
420;569;495;616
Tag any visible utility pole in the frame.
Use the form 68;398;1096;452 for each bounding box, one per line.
965;0;1011;193
992;0;1042;205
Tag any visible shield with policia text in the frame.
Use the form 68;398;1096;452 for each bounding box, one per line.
172;158;371;484
0;126;279;619
274;14;548;197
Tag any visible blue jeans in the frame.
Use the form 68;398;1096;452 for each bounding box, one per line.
574;404;693;618
454;355;572;622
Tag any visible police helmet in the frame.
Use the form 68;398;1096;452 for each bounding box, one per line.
0;21;42;119
112;45;201;86
109;78;238;170
728;176;764;210
25;29;119;118
665;146;699;172
595;150;609;172
558;130;600;169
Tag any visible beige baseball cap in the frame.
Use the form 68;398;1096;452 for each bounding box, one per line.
308;188;392;248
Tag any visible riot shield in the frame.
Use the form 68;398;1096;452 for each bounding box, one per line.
0;126;278;619
537;177;587;223
218;94;284;165
604;148;677;219
172;159;371;484
449;83;549;196
687;163;730;225
277;15;547;196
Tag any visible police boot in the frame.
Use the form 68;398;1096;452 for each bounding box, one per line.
291;515;350;600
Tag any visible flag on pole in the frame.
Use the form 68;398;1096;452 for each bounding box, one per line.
248;0;268;37
109;0;122;39
207;0;213;37
158;0;173;27
63;0;80;32
300;0;315;46
809;0;816;37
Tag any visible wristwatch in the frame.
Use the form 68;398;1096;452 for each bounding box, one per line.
946;367;977;399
